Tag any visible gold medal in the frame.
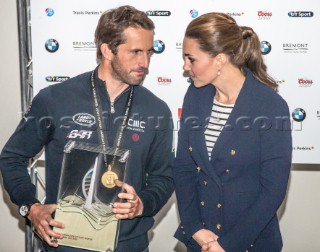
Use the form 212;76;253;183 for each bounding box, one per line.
101;165;118;188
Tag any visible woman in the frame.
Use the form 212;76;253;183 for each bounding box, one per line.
173;13;292;252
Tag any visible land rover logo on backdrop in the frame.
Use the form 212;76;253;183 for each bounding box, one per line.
73;113;96;126
45;39;59;53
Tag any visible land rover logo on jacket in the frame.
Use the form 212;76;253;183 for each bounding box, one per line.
73;113;96;126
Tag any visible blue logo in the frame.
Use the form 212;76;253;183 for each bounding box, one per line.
260;41;271;55
45;39;59;53
153;40;165;54
292;108;306;122
46;8;54;17
190;9;198;18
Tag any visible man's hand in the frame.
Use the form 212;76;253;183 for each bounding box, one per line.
201;240;225;252
28;203;64;247
192;229;219;247
112;183;143;219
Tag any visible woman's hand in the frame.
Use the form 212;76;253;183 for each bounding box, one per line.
192;229;219;247
201;240;225;252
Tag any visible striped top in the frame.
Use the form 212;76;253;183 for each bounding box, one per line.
205;99;234;159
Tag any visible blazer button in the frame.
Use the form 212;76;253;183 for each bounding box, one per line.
203;180;207;185
196;166;201;173
201;201;205;206
230;149;236;155
225;169;231;173
217;203;222;208
216;224;222;230
182;231;186;235
189;146;193;151
180;225;184;229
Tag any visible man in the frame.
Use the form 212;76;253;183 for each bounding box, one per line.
0;5;174;252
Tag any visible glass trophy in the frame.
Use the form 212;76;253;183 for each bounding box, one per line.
53;140;130;252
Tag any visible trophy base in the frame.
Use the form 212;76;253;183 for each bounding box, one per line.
53;199;119;252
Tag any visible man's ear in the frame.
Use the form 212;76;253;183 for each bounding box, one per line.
100;43;114;61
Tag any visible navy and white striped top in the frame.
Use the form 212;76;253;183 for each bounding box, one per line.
205;99;234;159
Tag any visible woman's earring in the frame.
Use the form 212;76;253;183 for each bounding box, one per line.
217;70;221;76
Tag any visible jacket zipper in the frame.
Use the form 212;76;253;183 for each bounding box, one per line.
107;87;130;114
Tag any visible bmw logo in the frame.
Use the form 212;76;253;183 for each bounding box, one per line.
153;40;165;54
46;8;54;17
260;41;271;55
292;108;306;122
190;9;199;18
45;39;59;53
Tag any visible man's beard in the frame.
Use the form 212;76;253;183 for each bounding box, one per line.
111;56;147;85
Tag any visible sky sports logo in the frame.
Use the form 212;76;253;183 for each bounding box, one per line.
288;11;313;17
146;10;171;16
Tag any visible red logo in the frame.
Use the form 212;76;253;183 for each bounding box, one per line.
258;11;272;20
132;133;140;142
178;108;183;119
157;77;172;85
298;78;313;87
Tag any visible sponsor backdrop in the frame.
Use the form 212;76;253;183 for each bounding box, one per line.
31;0;319;165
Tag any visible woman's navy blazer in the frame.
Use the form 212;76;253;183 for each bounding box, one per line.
173;70;292;252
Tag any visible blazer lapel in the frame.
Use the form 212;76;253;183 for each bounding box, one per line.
189;85;223;185
210;71;257;163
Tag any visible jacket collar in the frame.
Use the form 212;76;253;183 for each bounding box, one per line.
191;69;259;183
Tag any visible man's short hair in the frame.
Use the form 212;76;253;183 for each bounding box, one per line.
95;5;155;62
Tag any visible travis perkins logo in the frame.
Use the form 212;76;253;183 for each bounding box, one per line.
288;11;314;17
298;78;313;87
146;10;171;16
292;146;315;151
276;79;285;85
227;12;245;17
73;10;102;15
158;77;172;85
258;11;272;20
283;43;308;53
46;76;70;83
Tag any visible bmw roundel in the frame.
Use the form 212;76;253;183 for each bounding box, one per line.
292;108;306;122
260;41;271;55
46;8;54;17
45;39;59;53
153;40;165;54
